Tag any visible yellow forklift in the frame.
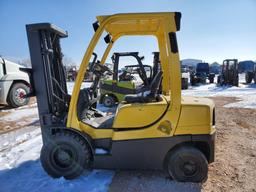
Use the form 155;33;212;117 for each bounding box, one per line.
25;12;215;183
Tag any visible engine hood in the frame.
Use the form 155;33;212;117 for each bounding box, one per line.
181;96;214;108
174;96;215;135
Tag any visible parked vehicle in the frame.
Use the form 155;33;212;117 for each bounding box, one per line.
99;52;155;107
190;63;215;85
209;62;221;74
245;63;256;84
0;57;30;107
217;59;239;86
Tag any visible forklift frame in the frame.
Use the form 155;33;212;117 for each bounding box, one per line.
26;13;215;182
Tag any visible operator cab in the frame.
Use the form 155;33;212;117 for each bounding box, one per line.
222;59;238;71
196;63;210;75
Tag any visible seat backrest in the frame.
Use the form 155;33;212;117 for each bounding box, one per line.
148;71;163;97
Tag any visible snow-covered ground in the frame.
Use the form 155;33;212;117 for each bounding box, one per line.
1;75;256;192
182;83;256;109
0;127;114;192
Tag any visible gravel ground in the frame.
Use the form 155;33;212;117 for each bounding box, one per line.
109;97;256;192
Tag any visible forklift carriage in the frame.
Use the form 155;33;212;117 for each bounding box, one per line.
26;12;215;183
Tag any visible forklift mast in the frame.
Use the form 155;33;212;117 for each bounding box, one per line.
26;23;69;139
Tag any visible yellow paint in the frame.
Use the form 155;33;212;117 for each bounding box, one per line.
112;96;168;128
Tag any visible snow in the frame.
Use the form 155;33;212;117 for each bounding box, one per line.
67;82;92;94
0;127;114;192
0;107;38;122
95;148;108;155
182;83;256;109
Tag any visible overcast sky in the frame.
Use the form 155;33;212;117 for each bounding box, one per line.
0;0;256;65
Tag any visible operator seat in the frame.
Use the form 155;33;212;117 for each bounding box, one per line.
124;71;163;103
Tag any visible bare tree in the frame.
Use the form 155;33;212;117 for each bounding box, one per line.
62;55;76;69
18;58;31;67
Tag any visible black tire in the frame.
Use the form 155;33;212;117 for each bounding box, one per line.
166;146;208;183
181;78;188;90
217;75;221;84
245;72;253;84
254;73;256;84
7;82;30;108
209;77;214;83
208;74;215;84
102;95;116;107
184;79;189;89
190;76;196;86
218;75;225;86
233;75;239;87
40;131;92;179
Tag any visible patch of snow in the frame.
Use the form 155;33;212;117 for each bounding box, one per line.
0;127;114;192
95;148;108;155
67;82;92;94
0;107;38;122
182;82;256;109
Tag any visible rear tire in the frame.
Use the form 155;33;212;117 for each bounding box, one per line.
40;131;92;179
209;77;214;83
233;75;239;87
245;72;253;84
102;95;116;107
7;82;30;108
166;146;208;183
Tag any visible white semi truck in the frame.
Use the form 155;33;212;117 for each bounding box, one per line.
0;57;31;107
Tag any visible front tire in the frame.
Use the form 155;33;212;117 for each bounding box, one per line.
190;76;196;86
7;82;30;108
166;146;208;183
40;131;92;179
181;78;188;90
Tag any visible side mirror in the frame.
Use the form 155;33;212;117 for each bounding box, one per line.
93;21;99;32
104;34;112;44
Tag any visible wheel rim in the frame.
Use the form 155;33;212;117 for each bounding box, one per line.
104;97;114;107
181;160;198;177
51;145;76;169
14;88;27;104
169;155;201;179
